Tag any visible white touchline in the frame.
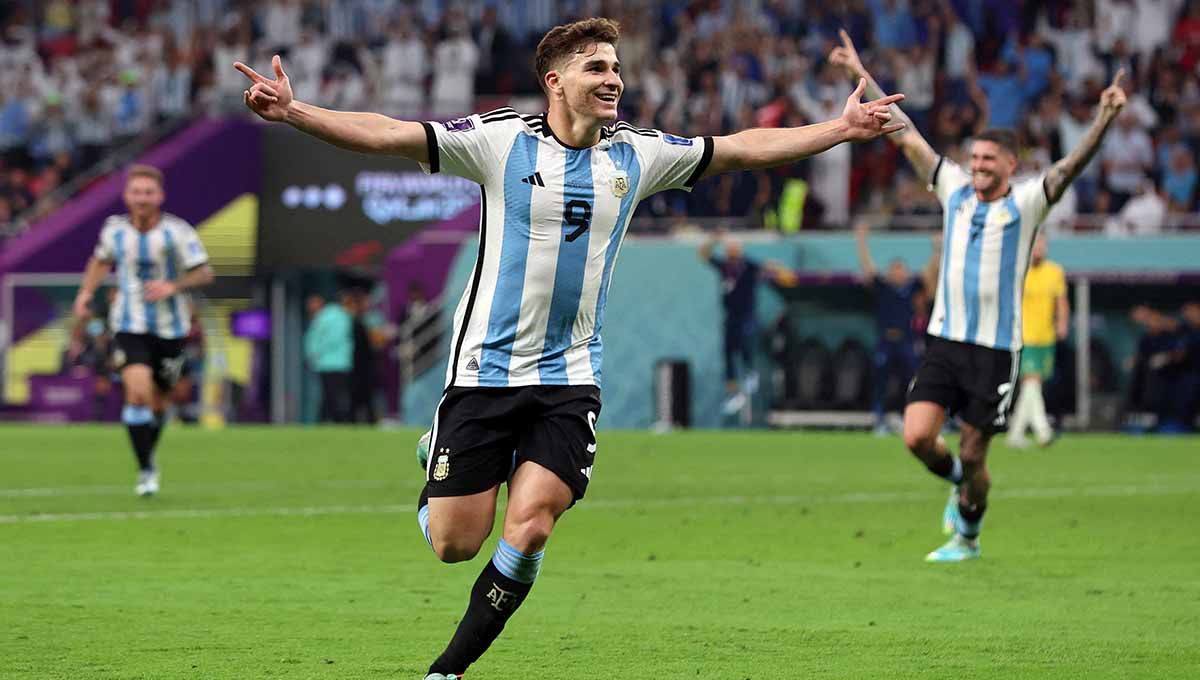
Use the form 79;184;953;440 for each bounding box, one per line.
0;482;1196;525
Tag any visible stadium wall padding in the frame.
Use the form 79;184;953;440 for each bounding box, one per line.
404;234;1200;430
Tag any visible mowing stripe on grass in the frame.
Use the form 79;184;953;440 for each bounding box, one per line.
2;482;1197;524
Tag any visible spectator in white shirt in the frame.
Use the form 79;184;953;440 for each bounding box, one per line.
1101;111;1155;211
430;11;478;118
379;18;428;119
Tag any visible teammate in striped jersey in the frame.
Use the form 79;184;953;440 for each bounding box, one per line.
831;31;1127;562
238;18;904;678
73;164;213;497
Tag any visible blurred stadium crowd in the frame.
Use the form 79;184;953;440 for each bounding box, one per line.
2;0;1200;234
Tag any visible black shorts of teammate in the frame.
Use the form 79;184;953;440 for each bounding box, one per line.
426;385;601;504
907;335;1018;435
112;332;186;392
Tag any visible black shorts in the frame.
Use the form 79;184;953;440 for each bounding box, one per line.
426;385;602;504
112;333;187;392
907;336;1018;434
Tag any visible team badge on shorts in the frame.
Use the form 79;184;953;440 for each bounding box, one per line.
432;449;451;481
112;349;127;368
611;170;629;197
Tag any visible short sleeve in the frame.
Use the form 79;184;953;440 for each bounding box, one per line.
1051;264;1067;297
93;221;117;262
930;157;971;204
1014;174;1052;226
636;132;713;198
176;224;209;270
419;114;505;185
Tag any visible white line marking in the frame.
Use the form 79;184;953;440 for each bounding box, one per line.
0;479;417;498
1;483;1196;525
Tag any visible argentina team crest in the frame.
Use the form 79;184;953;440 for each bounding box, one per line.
611;170;629;197
432;448;451;481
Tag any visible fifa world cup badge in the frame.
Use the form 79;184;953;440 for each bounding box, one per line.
611;170;629;197
432;452;450;481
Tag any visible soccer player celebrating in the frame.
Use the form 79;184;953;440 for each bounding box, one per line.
1007;235;1069;448
73;164;213;496
830;30;1126;562
237;18;903;678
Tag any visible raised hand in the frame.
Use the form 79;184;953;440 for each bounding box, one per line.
842;78;906;141
234;55;293;122
829;29;866;79
1100;68;1127;119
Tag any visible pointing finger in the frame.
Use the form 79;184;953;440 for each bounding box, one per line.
839;28;853;49
234;61;266;84
871;92;906;107
1111;67;1125;90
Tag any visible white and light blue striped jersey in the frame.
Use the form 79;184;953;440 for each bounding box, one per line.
927;159;1051;352
92;213;209;339
421;109;713;389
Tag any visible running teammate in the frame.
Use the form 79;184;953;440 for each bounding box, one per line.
830;30;1126;562
73;164;213;496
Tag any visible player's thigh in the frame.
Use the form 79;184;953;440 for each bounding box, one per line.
903;400;946;448
515;386;601;507
427;485;501;555
119;364;155;403
502;461;574;554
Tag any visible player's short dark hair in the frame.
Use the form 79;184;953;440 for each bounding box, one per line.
534;18;621;89
972;129;1019;157
126;164;164;188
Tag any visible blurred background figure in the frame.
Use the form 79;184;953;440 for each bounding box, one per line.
854;220;938;435
1008;235;1069;448
304;291;353;423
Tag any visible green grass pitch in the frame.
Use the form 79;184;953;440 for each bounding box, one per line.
1;425;1198;679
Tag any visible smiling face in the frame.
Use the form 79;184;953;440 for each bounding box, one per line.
546;41;623;124
122;174;164;226
969;139;1017;199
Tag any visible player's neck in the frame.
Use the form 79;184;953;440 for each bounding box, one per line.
545;106;603;149
975;181;1011;203
131;211;161;232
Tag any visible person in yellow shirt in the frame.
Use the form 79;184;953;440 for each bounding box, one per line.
1008;235;1069;447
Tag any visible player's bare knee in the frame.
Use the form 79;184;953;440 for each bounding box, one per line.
504;512;556;555
432;535;484;564
902;427;938;458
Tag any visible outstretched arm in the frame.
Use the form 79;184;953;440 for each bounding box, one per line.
235;55;429;160
1044;69;1127;204
854;220;877;280
701;78;904;178
829;29;938;183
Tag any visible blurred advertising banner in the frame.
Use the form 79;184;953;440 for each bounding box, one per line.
257;126;478;270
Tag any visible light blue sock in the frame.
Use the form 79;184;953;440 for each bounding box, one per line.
121;404;154;425
416;504;433;550
950;457;963;485
491;538;544;585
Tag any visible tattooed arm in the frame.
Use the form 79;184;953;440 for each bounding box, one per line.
1044;69;1127;204
829;29;938;183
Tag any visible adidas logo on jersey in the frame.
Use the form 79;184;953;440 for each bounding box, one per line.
520;172;545;187
465;357;480;371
